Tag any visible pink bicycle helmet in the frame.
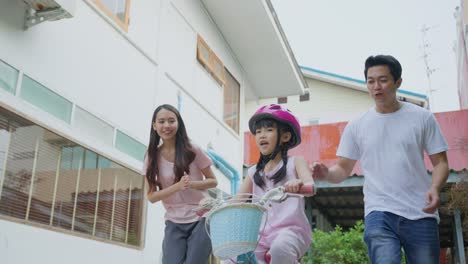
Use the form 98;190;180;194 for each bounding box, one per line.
248;104;301;148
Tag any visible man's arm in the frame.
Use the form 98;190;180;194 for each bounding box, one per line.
423;151;449;213
311;156;357;183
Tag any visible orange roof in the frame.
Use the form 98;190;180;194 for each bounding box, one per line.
244;109;468;174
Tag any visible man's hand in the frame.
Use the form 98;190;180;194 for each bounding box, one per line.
422;185;440;214
310;162;329;181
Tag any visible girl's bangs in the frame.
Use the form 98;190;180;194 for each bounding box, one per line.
253;119;276;131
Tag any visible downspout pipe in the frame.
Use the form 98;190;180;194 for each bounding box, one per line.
205;147;240;194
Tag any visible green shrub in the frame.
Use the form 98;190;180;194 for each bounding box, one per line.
302;220;407;264
302;221;369;264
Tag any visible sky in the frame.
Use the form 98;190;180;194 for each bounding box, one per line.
271;0;461;112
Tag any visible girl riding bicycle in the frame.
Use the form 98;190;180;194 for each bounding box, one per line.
237;104;315;264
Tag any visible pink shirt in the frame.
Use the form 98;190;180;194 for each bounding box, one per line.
144;144;213;223
248;156;312;246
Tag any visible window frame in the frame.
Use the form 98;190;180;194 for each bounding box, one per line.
210;52;226;86
0;59;19;95
0;107;146;249
197;35;226;86
94;0;131;32
197;35;211;70
223;68;240;134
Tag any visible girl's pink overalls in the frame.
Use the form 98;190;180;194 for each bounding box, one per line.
248;156;312;264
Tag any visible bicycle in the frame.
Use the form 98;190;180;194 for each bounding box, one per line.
194;184;315;263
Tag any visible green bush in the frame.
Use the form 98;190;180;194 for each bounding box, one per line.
302;221;369;264
303;221;407;264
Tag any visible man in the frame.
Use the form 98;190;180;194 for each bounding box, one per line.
312;55;449;264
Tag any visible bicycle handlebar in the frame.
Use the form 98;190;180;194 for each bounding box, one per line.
297;184;314;194
257;183;315;206
194;183;315;216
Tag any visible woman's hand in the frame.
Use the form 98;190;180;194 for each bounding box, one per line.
177;175;190;191
284;179;304;193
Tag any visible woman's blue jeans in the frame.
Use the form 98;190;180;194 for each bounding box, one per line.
364;211;440;264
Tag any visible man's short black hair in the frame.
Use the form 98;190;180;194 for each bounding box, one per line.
364;55;402;81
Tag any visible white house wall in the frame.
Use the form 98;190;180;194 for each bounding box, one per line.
171;0;244;80
126;1;162;61
298;78;373;124
0;0;158;144
0;0;246;263
0;219;145;264
158;0;244;121
179;89;241;168
245;77;374;130
157;0;245;170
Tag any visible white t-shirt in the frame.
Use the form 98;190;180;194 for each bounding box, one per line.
337;102;448;220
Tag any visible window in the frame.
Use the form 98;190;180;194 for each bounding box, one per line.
210;53;225;86
223;69;240;134
0;107;144;247
0;60;18;95
20;75;73;124
197;35;225;86
299;91;310;102
277;97;288;104
197;35;240;132
73;106;114;147
197;35;211;71
115;130;146;161
94;0;131;31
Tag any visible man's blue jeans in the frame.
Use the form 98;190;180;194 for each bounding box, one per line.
364;211;439;264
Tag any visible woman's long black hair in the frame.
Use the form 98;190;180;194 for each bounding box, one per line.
252;118;294;189
145;104;195;192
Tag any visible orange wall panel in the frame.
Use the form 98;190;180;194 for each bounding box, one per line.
244;110;468;174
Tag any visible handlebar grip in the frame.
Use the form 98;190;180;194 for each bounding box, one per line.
195;208;209;217
298;184;315;194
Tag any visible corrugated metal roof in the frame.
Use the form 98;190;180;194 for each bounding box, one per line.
305;177;466;248
244;109;468;173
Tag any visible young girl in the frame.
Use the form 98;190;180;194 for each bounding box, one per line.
238;104;314;264
144;104;217;264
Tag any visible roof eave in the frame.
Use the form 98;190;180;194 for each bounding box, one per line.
202;0;307;100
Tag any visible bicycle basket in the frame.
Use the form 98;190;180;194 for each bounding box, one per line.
207;203;266;260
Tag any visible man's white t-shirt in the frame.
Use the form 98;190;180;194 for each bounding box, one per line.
337;102;448;220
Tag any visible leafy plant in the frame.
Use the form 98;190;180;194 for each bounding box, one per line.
303;221;408;264
302;221;370;264
447;172;468;234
